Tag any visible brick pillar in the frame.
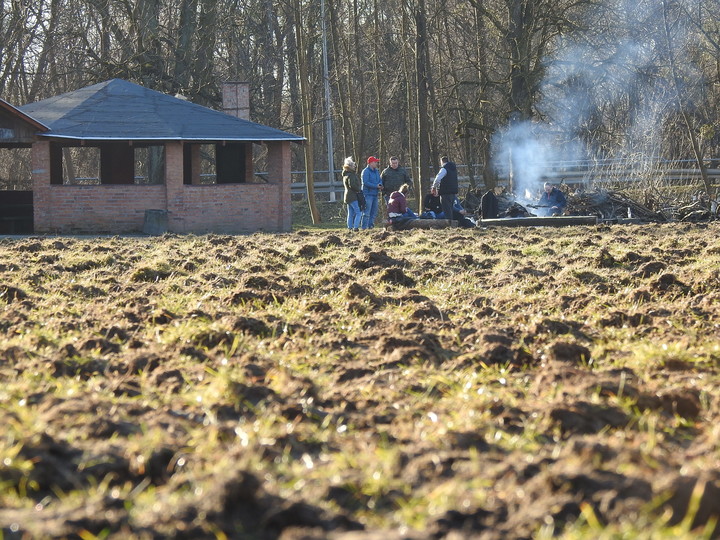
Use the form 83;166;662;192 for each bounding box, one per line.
165;142;185;232
31;141;52;232
267;141;291;231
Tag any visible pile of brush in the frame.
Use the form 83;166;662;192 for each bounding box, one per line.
462;186;719;222
566;190;664;221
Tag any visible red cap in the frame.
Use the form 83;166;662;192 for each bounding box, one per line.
367;156;380;164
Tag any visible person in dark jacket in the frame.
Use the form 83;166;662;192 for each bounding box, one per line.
421;191;444;219
430;156;459;225
538;182;567;216
342;157;363;231
380;156;412;205
480;188;499;219
387;183;418;228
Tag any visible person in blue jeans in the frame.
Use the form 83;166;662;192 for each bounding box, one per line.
361;156;383;229
342;157;363;231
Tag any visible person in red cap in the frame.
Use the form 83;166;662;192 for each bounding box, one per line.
361;156;383;229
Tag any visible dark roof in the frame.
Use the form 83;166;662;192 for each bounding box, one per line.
0;98;49;131
18;79;303;142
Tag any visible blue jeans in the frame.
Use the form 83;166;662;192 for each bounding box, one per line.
390;209;418;228
361;192;379;229
347;201;362;229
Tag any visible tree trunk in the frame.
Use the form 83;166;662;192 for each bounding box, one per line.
475;0;496;189
402;4;419;210
284;2;303;134
373;0;386;159
293;0;321;224
507;0;533;119
328;1;352;159
415;0;433;199
353;0;366;156
133;0;165;87
192;0;218;104
260;0;283;127
173;0;199;92
27;0;60;102
661;0;712;197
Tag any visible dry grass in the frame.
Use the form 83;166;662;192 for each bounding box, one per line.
1;223;720;539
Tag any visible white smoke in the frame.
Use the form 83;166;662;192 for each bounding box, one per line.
490;0;701;197
491;120;583;202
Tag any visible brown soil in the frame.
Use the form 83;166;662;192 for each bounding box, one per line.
1;224;720;538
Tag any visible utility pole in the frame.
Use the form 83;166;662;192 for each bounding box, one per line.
321;0;336;201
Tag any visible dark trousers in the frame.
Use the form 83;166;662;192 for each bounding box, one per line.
440;194;456;224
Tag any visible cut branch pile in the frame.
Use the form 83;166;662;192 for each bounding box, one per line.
565;190;665;221
462;187;719;223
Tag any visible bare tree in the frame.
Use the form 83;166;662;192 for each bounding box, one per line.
415;0;433;197
661;0;712;196
292;0;321;224
2;0;720;207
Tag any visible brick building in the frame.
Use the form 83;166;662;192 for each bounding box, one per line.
0;79;303;234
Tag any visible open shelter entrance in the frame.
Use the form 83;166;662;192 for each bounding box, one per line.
0;100;43;234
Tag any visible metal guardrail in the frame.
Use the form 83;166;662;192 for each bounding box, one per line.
291;161;720;195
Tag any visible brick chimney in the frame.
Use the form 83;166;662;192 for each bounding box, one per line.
222;81;250;120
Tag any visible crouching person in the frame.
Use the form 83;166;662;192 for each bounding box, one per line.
452;198;476;228
387;184;418;229
539;182;567;216
421;190;444;219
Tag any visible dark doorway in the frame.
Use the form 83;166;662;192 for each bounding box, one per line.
0;190;33;233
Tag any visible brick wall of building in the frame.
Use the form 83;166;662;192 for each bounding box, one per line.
34;185;167;233
165;141;289;234
32;139;293;234
166;183;284;233
32;141;166;233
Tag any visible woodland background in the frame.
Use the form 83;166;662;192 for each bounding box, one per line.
1;0;720;196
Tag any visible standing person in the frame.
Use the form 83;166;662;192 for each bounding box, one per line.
361;156;383;229
342;157;363;231
538;182;567;216
380;156;412;205
430;156;459;226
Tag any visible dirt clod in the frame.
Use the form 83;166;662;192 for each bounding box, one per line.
546;341;592;364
